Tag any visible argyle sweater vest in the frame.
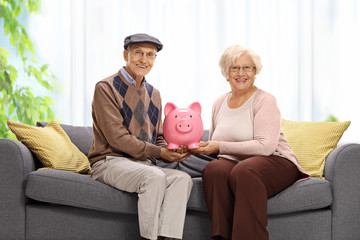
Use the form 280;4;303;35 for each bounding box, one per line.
113;75;161;145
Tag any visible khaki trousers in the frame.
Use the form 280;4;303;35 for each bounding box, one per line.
91;156;193;240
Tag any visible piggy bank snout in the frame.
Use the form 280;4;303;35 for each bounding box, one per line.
176;120;193;133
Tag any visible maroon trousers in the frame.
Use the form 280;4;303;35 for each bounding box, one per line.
202;155;300;240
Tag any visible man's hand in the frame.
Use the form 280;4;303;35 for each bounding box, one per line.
191;141;219;155
160;147;190;162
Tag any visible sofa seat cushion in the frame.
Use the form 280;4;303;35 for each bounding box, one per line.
26;170;332;216
187;177;332;215
187;177;208;211
267;177;332;215
26;170;207;214
26;169;138;214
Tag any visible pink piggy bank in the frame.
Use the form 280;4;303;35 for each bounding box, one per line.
163;102;203;150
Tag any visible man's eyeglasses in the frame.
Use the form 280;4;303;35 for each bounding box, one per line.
129;49;157;60
230;65;255;73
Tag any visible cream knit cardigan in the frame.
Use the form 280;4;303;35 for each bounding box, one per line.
210;88;309;179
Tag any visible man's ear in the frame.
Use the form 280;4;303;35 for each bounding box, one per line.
123;49;129;62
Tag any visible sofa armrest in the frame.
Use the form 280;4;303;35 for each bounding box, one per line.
0;138;36;240
324;143;360;240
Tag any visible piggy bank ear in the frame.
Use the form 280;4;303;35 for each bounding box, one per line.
164;102;177;116
189;102;201;114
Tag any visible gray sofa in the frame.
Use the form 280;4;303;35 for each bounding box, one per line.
1;122;360;240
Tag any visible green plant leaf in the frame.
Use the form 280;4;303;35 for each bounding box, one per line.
30;56;38;63
13;5;22;17
4;23;11;36
9;33;17;46
0;0;59;138
325;114;339;122
0;48;11;58
40;64;49;72
8;104;15;116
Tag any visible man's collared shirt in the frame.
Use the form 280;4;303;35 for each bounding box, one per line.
120;67;146;86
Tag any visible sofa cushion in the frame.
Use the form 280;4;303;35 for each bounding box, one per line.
26;170;207;214
26;169;138;214
8;120;91;174
26;170;332;216
187;177;332;215
281;119;351;178
267;177;332;215
187;177;208;211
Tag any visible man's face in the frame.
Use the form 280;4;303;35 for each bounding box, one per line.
123;43;157;83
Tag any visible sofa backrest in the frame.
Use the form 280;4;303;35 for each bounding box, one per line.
36;122;215;177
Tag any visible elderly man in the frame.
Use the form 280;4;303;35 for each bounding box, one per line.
88;33;193;240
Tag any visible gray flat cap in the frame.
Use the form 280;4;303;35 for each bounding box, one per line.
124;33;163;52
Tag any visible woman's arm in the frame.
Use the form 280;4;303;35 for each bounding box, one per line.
193;91;281;157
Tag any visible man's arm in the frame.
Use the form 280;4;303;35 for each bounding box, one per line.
92;82;161;160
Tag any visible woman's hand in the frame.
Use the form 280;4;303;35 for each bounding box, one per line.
175;145;189;154
191;141;219;155
160;147;190;162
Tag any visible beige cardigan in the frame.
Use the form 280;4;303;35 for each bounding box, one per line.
210;88;309;179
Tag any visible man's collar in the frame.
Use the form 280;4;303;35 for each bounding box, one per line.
120;67;146;86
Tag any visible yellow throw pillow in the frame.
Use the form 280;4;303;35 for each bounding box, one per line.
7;120;91;174
281;119;351;178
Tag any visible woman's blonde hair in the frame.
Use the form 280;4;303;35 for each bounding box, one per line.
219;45;262;79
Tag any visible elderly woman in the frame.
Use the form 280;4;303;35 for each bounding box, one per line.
191;45;309;240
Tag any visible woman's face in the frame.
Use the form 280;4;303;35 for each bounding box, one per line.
227;54;256;94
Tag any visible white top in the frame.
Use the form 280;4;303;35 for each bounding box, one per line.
212;93;255;161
